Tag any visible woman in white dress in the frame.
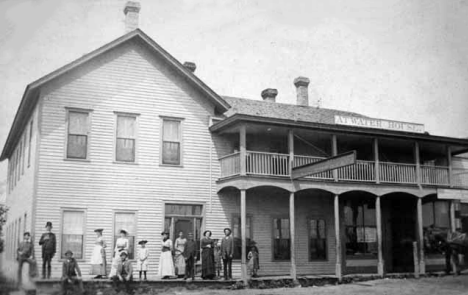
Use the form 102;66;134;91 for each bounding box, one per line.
174;231;187;277
109;229;129;277
157;231;175;279
90;228;107;278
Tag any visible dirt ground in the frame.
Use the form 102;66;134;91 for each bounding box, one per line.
166;276;468;295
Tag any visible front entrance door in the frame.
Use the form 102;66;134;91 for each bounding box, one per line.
384;197;417;273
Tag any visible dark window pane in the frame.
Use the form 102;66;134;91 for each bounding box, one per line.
163;142;180;165
273;239;290;260
116;138;135;162
165;204;203;216
67;135;87;159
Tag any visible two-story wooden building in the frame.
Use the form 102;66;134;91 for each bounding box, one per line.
2;1;468;283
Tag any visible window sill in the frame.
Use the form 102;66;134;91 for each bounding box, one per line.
113;161;138;165
159;164;184;168
64;158;90;163
346;255;377;260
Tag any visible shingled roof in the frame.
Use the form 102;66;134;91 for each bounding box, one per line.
222;96;368;124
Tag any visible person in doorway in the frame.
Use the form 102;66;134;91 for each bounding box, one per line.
137;240;149;281
183;232;197;280
90;228;107;279
111;250;133;291
158;231;175;279
220;227;234;280
61;250;84;295
17;232;36;286
109;229;129;277
39;221;56;279
174;231;187;278
201;230;215;280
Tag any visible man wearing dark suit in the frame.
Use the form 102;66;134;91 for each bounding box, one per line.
221;228;234;280
183;232;197;280
39;221;56;279
17;232;35;285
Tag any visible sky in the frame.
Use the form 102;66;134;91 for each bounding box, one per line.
1;0;468;197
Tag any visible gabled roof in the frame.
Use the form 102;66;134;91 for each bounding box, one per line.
223;96;368;124
0;29;230;161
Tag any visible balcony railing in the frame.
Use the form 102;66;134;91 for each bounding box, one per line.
218;151;468;187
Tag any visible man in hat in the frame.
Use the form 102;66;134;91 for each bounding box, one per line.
112;251;133;289
221;228;234;280
137;240;149;281
17;232;36;286
39;221;56;279
183;232;197;280
61;250;84;295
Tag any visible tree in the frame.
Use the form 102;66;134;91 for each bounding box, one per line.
0;205;8;253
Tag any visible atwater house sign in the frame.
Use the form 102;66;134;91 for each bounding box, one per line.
334;115;425;133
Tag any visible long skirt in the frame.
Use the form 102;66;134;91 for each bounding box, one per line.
157;251;175;277
201;248;215;279
109;254;121;277
174;253;186;275
90;246;107;275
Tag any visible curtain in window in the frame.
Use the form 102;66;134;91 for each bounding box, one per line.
116;116;136;162
163;120;181;165
62;211;84;259
67;135;87;159
69;112;88;135
163;120;180;141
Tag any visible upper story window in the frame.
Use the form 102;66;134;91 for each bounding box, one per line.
67;110;89;159
162;118;182;165
28;120;33;167
116;114;137;162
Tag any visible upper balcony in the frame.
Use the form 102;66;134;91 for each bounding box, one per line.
214;123;468;189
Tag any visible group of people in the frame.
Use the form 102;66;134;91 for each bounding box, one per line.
16;222;261;293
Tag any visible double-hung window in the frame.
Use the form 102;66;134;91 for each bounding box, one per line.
61;210;85;259
162;118;182;165
116;114;137;162
344;199;377;256
67;110;89;159
114;212;136;259
309;219;327;260
273;218;290;260
232;215;252;259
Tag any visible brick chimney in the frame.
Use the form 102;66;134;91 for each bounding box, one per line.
183;62;197;73
294;76;310;106
124;1;141;32
261;88;278;103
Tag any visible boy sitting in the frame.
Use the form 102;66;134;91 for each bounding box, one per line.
61;250;84;295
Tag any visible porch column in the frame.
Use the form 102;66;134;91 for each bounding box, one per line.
416;197;426;274
332;135;338;182
447;146;453;187
289;192;297;279
288;130;294;176
240;189;247;284
334;194;342;281
375;196;384;276
240;125;247;176
414;142;421;186
374;138;380;184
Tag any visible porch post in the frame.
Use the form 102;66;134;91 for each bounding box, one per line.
289;192;297;279
240;124;247;176
450;200;457;231
288;130;294;176
374;138;380;184
240;189;247;284
416;197;425;274
447;146;453;187
334;194;342;281
414;142;421;186
332;135;338;182
375;196;384;276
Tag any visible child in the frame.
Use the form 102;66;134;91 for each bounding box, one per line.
247;245;259;277
214;240;222;278
136;240;149;281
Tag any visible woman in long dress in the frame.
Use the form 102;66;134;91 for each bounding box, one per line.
174;231;187;277
201;230;215;280
90;228;107;278
109;229;129;277
158;231;175;279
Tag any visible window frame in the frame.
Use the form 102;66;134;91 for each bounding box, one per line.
308;218;328;261
114;112;139;164
113;210;138;260
160;116;184;167
231;214;253;261
271;216;291;261
28;120;33;168
65;108;92;161
60;208;87;261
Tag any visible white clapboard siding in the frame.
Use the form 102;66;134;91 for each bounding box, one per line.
33;40;228;278
1;106;40;279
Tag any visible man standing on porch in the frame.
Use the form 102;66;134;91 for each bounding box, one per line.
39;221;56;279
221;228;234;280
